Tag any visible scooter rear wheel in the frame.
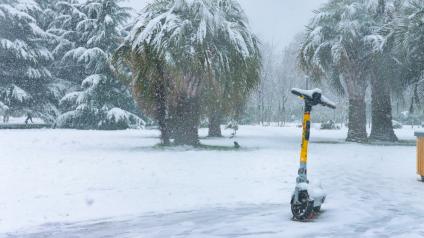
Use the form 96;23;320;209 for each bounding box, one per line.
291;191;314;221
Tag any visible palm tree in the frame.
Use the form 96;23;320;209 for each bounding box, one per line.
300;0;382;142
392;0;424;111
113;0;260;145
366;0;398;142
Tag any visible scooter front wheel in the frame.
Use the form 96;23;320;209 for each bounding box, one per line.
291;191;314;221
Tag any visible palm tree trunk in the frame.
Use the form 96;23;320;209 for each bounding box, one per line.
173;96;200;146
208;112;222;137
152;62;170;146
347;97;368;142
369;76;398;142
345;76;368;143
155;80;170;146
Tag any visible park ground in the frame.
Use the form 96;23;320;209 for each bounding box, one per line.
0;125;423;237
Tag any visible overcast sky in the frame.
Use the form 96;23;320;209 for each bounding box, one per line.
124;0;328;48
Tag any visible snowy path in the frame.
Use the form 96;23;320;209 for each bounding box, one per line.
0;126;423;237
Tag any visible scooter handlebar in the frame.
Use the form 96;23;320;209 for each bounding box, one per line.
320;95;336;109
291;88;336;109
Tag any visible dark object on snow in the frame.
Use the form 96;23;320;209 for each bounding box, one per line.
320;120;340;130
25;113;33;124
234;141;240;149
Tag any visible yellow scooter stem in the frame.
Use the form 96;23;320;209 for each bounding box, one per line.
297;109;311;184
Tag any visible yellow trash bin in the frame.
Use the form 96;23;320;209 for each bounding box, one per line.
417;131;424;181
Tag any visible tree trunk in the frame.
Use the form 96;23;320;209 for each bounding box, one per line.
173;96;200;146
155;81;170;146
347;97;368;142
150;61;170;146
346;98;367;143
369;76;398;142
345;74;368;143
208;112;222;137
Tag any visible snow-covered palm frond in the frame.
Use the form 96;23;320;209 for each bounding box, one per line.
128;0;259;70
364;34;386;53
390;0;424;84
338;19;361;38
331;40;348;65
341;2;361;20
300;0;383;81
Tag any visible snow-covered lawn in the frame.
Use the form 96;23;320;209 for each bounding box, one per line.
0;125;423;237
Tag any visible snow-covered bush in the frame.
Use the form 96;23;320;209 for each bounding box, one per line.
57;104;144;130
104;108;145;130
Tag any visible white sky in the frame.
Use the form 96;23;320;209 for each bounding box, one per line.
123;0;328;48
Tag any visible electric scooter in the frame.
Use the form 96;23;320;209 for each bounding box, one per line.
290;88;336;221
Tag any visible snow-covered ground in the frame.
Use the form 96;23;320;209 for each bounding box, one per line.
0;125;423;237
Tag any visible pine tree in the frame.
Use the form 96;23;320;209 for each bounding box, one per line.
48;0;89;84
0;0;59;122
56;0;143;129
